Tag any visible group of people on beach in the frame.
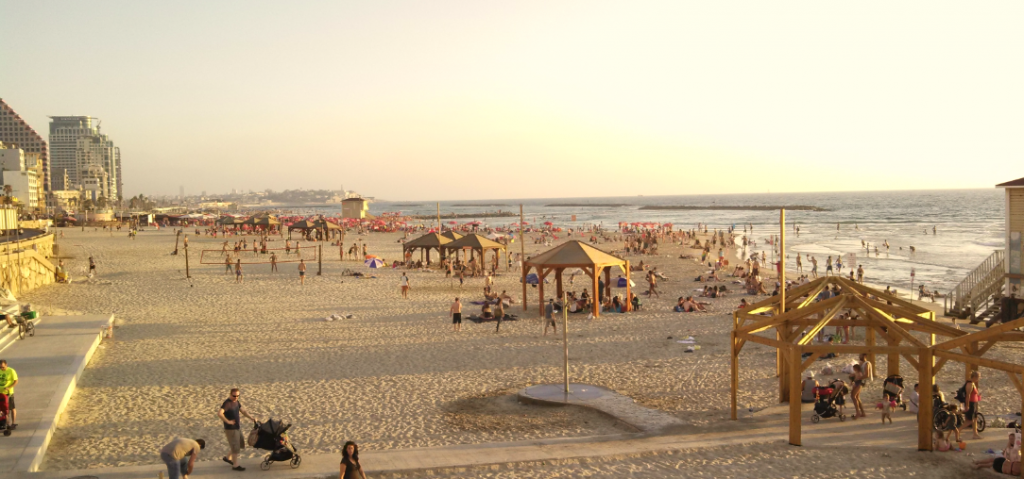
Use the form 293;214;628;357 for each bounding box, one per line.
160;388;367;479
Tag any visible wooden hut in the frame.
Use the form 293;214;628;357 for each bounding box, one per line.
403;233;452;264
441;234;506;272
523;240;629;318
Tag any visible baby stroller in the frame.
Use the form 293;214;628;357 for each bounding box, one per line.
811;379;848;423
0;394;10;436
883;374;907;411
251;418;300;470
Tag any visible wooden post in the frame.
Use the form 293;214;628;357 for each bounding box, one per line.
592;266;600;318
520;204;527;313
866;327;876;381
788;345;802;446
918;347;933;451
317;244;323;275
780;209;786;310
556;268;564;299
604;267;611;303
563;291;569;394
538;267;545;318
174;229;180;255
184;238;190;279
731;312;739;420
625;260;632;312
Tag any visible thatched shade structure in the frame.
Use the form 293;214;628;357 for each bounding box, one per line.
403;233;452;264
523;240;629;318
441;234;506;272
731;275;1024;454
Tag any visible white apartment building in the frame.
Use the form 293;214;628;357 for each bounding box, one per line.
0;145;41;212
49;116;120;199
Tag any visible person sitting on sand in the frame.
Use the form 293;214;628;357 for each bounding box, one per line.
484;288;499;302
738;298;748;308
481;303;494;320
974;432;1020;471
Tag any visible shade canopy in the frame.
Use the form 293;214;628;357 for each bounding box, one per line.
525;240;626;269
243;215;280;226
289;220;319;230
440;231;464;241
442;234;506;251
404;233;453;249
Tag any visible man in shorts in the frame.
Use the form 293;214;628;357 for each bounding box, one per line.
400;273;410;299
160;437;205;479
218;388;257;471
0;359;17;429
298;259;306;285
544;299;557;336
450;297;462;332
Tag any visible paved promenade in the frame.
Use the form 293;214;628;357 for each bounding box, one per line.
0;314;113;473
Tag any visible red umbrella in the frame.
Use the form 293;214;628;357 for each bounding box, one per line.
448;221;458;225
543;221;553;226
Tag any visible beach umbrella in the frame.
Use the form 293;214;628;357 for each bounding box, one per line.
365;258;385;268
448;220;458;225
486;233;504;240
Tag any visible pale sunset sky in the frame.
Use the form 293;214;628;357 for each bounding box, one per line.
1;1;1021;200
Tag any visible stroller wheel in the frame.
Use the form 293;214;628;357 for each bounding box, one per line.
977;413;986;433
260;459;272;471
811;415;820;424
839;414;846;422
3;429;10;436
290;455;301;468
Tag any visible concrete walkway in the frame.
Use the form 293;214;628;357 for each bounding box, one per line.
0;314;113;474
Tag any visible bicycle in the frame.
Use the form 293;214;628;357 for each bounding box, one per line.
10;313;34;340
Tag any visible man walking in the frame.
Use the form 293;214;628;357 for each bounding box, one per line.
298;259;307;285
160;437;205;479
270;252;278;273
450;297;463;332
544;299;557;336
400;273;410;299
0;359;17;430
218;388;256;471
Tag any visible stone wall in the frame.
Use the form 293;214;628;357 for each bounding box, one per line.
0;232;55;297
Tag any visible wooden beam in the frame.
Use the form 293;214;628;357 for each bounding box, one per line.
797;297;848;345
740;333;792;350
901;353;920;370
918;347;933;451
933;349;1024;374
837;276;931;314
1006;371;1023;395
802;344;918;354
738;295;846;335
932;357;948;374
801;352;822;372
935;315;1024;351
788;345;802;446
730;330;739;420
854;297;927;348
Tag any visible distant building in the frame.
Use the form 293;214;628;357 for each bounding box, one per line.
0;98;50;192
0;144;42;212
998;177;1024;297
341;197;370;219
50;189;81;212
49;116;121;199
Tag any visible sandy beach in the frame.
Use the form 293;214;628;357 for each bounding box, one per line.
23;226;1017;476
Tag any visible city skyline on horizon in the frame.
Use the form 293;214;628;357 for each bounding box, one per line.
2;1;1022;200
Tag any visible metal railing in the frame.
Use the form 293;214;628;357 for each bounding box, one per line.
945;250;1005;320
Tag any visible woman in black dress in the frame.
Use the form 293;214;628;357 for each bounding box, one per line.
339;441;366;479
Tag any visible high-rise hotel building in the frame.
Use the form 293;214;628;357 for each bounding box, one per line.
49;116;121;201
0;98;50;191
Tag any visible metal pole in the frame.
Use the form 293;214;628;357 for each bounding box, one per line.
563;291;569;394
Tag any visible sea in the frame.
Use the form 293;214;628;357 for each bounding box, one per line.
309;189;1006;296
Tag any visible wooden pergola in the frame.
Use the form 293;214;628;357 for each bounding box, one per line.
402;233;452;264
441;234;507;272
523;240;629;318
731;275;1024;460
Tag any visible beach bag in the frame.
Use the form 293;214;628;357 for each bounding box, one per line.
247;423;259;447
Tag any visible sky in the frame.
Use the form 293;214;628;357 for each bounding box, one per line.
1;1;1022;200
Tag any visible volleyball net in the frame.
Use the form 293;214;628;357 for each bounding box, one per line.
199;245;320;265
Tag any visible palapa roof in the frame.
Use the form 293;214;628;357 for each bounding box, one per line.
403;233;452;249
442;233;506;250
440;231;464;241
525;240;626;268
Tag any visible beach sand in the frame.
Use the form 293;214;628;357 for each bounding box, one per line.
26;226;1016;475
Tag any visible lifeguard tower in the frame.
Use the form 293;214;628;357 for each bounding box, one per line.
341;197;369;219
